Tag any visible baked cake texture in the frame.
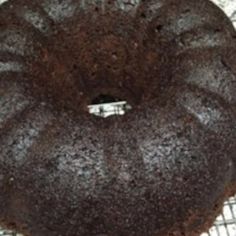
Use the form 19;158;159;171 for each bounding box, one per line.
0;0;236;235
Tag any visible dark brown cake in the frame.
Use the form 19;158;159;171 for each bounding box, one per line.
0;0;236;235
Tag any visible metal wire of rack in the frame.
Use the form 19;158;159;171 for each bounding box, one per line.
0;229;18;236
202;195;236;236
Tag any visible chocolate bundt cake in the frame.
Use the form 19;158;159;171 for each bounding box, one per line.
0;0;236;235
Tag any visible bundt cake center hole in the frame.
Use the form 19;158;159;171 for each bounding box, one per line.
91;94;122;104
88;94;132;118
